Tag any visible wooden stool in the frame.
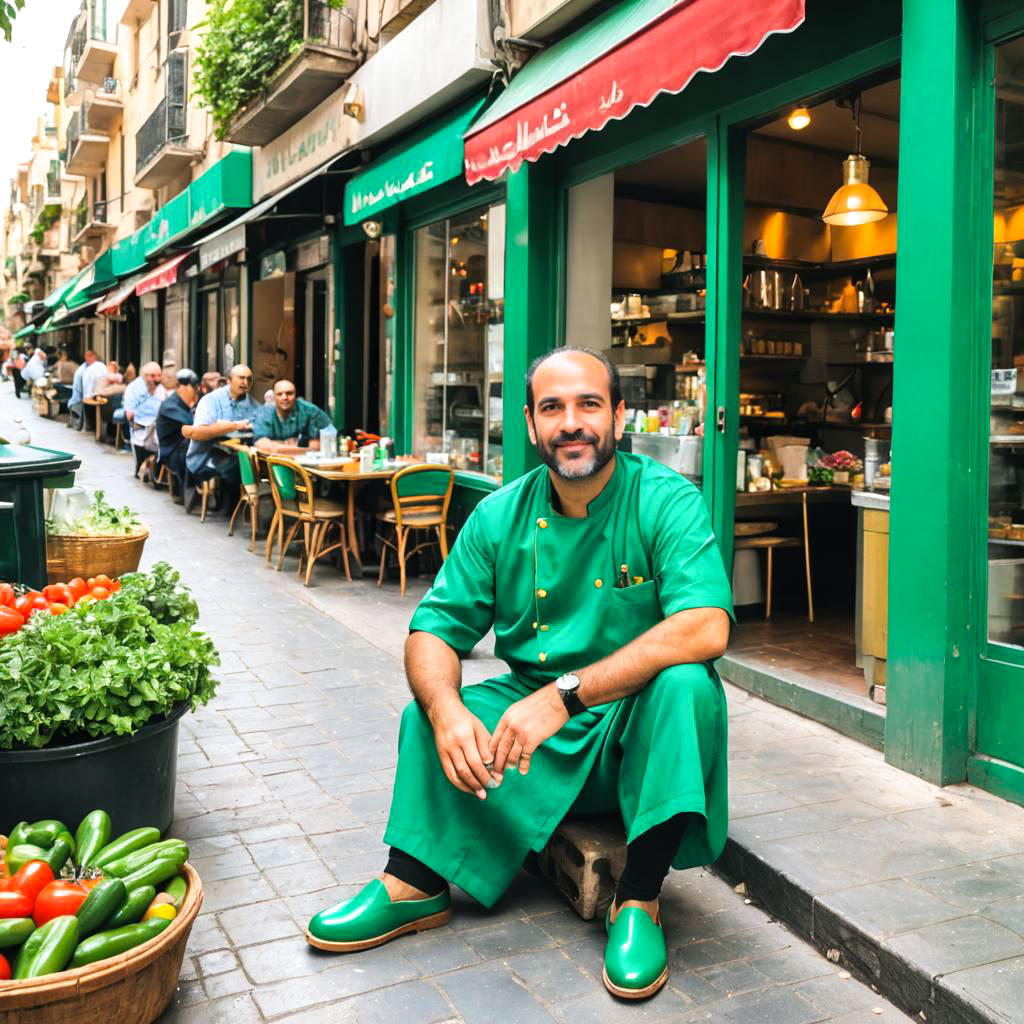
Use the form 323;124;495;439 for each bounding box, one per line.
139;453;156;484
114;419;127;453
733;534;811;620
83;396;107;444
198;477;217;523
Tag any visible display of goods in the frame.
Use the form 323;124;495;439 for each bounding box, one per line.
0;562;219;750
0;809;192;983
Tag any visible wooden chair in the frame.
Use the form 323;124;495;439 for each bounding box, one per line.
377;464;455;596
83;395;107;443
265;456;350;586
734;502;813;622
228;446;271;552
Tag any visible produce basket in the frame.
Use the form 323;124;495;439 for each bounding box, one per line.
45;531;149;585
0;862;203;1024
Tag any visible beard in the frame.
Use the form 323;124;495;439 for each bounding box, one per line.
535;425;617;480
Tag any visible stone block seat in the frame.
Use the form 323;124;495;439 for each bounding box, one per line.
538;816;627;920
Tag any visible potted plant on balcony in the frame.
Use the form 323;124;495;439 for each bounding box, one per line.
0;562;219;835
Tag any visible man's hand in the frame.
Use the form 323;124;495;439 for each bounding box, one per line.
489;685;568;781
125;409;135;422
427;699;495;801
234;419;252;431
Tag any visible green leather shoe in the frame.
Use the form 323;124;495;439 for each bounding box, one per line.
602;902;669;999
306;879;451;952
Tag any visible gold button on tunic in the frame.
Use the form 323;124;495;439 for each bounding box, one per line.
389;452;734;909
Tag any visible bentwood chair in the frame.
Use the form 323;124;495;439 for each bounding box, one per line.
377;464;455;596
228;446;271;552
265;456;350;586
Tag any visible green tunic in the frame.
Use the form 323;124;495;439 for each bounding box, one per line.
384;451;733;907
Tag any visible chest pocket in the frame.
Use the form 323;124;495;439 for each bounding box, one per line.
605;579;663;646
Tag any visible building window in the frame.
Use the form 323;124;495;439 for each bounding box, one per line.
989;34;1024;647
412;203;505;480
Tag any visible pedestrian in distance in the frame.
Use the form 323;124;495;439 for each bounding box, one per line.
307;347;733;1001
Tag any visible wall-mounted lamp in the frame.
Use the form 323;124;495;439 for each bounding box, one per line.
343;83;365;121
787;106;811;130
362;219;383;240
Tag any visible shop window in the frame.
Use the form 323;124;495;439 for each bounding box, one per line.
989;36;1024;647
412;202;505;479
379;234;397;436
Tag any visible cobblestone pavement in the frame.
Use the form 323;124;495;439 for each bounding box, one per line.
5;387;915;1023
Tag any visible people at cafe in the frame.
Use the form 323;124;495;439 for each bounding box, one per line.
200;370;222;397
94;360;125;398
122;361;167;477
21;348;47;389
253;379;332;455
9;346;27;399
185;364;261;513
306;347;733;1002
156;369;198;502
68;350;101;428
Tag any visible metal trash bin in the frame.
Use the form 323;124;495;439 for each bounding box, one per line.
0;443;80;588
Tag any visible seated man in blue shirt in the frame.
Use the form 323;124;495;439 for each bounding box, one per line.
253;379;332;455
185;364;262;513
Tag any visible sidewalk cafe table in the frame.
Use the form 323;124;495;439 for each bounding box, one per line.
83;395;107;444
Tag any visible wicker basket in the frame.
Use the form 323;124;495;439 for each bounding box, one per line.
46;531;149;584
0;862;203;1023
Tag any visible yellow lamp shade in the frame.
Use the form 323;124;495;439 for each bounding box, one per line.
788;107;811;130
823;155;889;226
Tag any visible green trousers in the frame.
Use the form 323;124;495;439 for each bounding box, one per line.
382;662;728;908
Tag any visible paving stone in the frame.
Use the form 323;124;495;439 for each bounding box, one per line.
197;949;239;977
265;858;338;898
248;835;322;871
238;935;343;984
550;986;692;1023
696;958;771;996
158;991;262;1023
460;918;558;959
749;946;837;984
883;915;1024;978
280;980;456;1024
399;928;484;975
436;961;559;1024
979;894;1024;937
936;954;1024;1024
793;973;882;1016
817;878;967;940
680;985;824;1024
666;938;738;971
199;872;276;915
218;898;301;946
911;862;1024;912
668;970;726;1008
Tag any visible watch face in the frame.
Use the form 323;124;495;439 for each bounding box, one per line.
557;673;580;692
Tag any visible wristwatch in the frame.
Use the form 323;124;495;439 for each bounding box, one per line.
555;673;587;716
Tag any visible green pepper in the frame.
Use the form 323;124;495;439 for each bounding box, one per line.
75;878;126;938
5;843;50;874
13;915;79;979
69;917;170;969
91;827;162;869
7;822;30;849
25;820;75;858
120;849;188;892
41;838;72;876
0;917;35;950
103;840;188;878
104;885;156;929
74;810;112;869
162;875;188;909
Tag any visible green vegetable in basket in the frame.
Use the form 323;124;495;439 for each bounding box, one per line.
5;838;70;876
105;885;156;929
91;827;162;869
69;917;171;969
13;914;79;979
120;849;188;892
103;839;188;878
163;875;188;909
0;917;35;949
75;809;112;869
47;490;144;538
75;878;127;938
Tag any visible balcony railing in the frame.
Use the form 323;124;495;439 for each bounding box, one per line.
45;163;61;204
75;198;109;236
305;0;353;49
135;96;187;175
67;110;83;156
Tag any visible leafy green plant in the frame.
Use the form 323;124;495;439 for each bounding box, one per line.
47;490;145;537
193;0;345;139
0;562;219;749
0;1;26;43
29;205;61;246
7;292;29;305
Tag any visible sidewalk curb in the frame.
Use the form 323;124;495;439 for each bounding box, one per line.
716;837;999;1024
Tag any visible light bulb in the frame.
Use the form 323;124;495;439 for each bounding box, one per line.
788;107;811;130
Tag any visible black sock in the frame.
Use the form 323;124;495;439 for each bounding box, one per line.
384;847;447;897
615;814;689;905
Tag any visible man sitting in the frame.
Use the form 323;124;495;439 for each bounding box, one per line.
185;364;261;513
68;351;106;430
253;379;332;455
122;361;167;477
307;347;733;1001
156;369;198;501
20;348;47;391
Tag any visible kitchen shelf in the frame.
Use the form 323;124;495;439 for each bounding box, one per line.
612;311;706;326
743;253;897;277
989;536;1024;546
743;309;895;324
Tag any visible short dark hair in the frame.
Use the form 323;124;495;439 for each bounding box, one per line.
525;346;622;414
176;368;199;387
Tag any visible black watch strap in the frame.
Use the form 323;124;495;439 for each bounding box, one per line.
560;687;587;717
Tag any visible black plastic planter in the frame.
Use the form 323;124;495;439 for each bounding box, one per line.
0;702;187;836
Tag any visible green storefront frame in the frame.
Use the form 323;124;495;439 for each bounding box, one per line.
472;0;1024;805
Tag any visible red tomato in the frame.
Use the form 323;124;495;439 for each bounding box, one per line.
67;577;88;600
43;584;74;607
0;583;13;607
0;952;9;981
47;603;70;615
110;580;121;593
90;586;111;600
86;577;96;588
5;861;54;904
14;594;48;618
92;574;112;588
33;880;89;927
0;891;32;918
0;606;24;636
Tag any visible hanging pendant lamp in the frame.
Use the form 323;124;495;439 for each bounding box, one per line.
822;95;889;227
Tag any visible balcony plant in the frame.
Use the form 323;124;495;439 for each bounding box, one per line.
194;0;345;139
29;205;61;246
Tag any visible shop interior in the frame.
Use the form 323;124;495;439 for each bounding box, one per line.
567;72;900;705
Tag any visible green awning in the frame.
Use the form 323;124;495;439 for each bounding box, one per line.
344;98;486;226
111;226;149;276
61;263;96;311
13;324;36;339
83;249;116;301
144;150;253;257
40;270;85;311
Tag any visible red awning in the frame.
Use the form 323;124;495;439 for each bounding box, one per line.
464;0;805;184
136;252;190;296
96;276;141;315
